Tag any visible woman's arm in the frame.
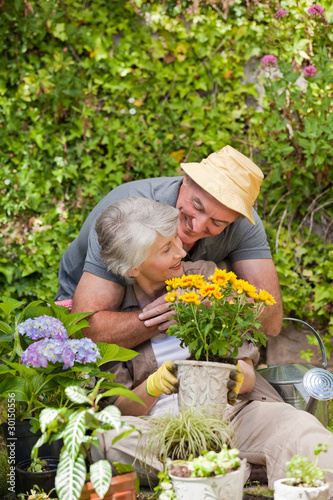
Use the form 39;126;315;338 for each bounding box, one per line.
114;380;157;417
238;358;256;393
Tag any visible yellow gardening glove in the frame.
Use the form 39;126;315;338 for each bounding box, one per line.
146;360;179;397
227;362;244;406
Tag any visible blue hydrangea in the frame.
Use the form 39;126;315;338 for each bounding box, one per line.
18;315;68;340
21;337;101;370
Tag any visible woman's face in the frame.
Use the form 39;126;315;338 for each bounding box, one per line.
132;230;186;289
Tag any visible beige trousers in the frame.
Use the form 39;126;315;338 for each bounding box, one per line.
92;402;333;497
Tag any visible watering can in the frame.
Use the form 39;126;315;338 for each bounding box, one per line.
257;318;333;427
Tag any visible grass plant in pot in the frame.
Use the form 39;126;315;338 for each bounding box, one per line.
138;406;235;466
165;269;275;415
274;444;332;500
32;378;142;500
167;444;246;500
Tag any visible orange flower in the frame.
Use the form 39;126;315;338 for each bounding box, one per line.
178;274;206;289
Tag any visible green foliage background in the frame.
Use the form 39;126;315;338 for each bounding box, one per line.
0;0;332;342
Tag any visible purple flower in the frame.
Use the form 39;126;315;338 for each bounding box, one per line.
261;55;278;68
21;337;101;369
308;4;325;18
274;8;287;18
18;315;68;340
303;65;317;77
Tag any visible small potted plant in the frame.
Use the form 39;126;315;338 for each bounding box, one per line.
167;444;246;500
274;444;332;499
32;379;142;500
165;268;275;414
16;457;59;499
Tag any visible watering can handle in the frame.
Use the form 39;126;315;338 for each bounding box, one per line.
283;318;327;370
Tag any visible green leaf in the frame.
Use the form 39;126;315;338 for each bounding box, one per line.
97;343;138;366
90;460;112;499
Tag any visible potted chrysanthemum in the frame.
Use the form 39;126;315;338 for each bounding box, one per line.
164;268;276;415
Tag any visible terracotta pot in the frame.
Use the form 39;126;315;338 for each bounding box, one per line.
79;471;137;500
274;478;329;500
169;458;247;500
175;359;236;416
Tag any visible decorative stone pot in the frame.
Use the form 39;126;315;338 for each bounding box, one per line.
175;359;236;416
169;458;247;500
16;457;59;498
274;478;329;500
79;471;137;500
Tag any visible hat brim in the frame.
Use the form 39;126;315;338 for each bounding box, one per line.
181;162;256;225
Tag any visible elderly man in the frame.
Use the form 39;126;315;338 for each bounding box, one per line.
56;145;283;347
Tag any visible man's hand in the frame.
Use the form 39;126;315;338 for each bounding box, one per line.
138;293;176;331
227;362;244;406
146;360;179;397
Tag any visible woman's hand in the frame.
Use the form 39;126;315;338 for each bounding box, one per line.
146;360;179;397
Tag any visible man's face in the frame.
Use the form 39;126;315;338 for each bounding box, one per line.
176;177;240;251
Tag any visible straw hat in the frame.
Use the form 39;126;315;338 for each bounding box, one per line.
180;145;263;225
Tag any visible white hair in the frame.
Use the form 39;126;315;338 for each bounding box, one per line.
95;196;180;283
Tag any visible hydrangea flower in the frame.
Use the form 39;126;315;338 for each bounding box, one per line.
303;65;317;77
261;55;278;68
274;8;287;18
21;337;101;370
308;4;325;18
18;315;68;340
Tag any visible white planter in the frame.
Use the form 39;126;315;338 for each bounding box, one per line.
169;458;246;500
274;478;329;500
175;360;235;416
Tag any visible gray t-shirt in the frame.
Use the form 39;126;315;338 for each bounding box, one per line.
56;176;272;299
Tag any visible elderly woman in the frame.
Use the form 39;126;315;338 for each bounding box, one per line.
93;196;333;493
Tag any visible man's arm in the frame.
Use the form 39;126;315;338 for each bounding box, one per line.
72;271;175;348
232;258;283;337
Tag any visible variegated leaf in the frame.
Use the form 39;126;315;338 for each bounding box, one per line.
65;385;91;404
63;410;86;460
90;459;112;499
55;449;86;500
97;405;122;429
39;407;65;432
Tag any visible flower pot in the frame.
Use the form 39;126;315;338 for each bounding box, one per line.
2;420;62;494
169;457;247;500
274;478;330;499
79;471;137;500
175;359;236;416
16;457;59;498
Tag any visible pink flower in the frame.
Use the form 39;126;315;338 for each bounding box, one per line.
303;65;317;77
274;8;287;18
308;4;325;19
261;55;278;68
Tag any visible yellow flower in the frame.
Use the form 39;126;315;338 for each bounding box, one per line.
256;289;276;305
208;269;230;287
165;277;182;289
240;281;258;299
199;284;223;299
165;291;178;302
179;291;201;304
178;274;206;289
232;279;246;294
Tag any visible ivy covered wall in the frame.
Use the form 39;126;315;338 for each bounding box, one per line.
0;0;332;344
